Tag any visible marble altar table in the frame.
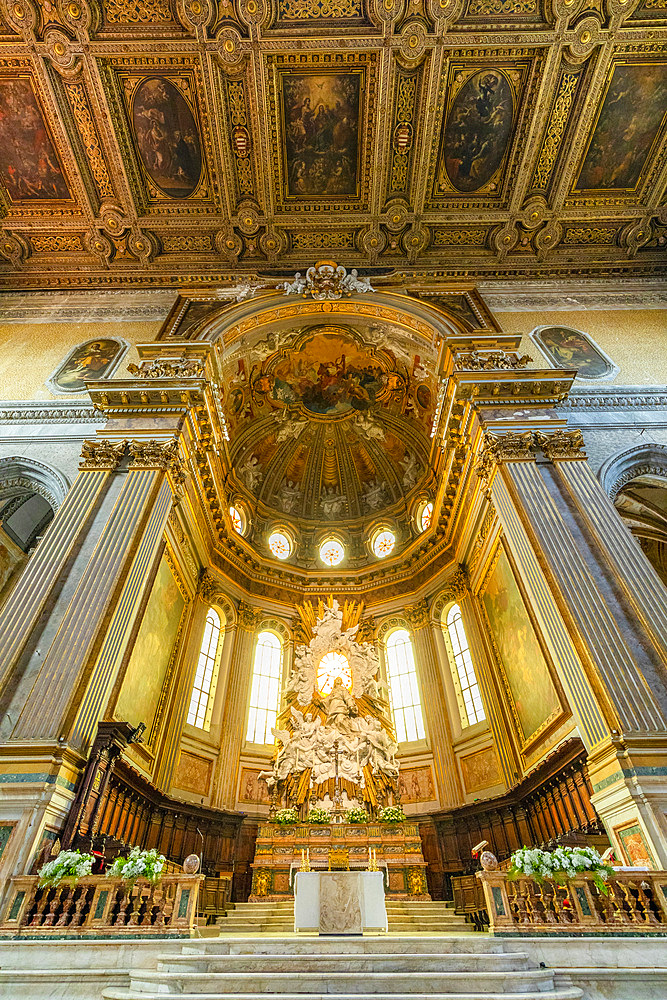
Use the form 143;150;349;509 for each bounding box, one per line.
294;871;387;934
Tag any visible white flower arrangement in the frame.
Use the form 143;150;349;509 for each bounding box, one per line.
106;847;165;884
37;849;94;887
346;806;369;824
307;807;331;824
509;845;615;894
273;807;299;826
378;805;406;824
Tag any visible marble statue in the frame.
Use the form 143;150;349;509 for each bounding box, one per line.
320;677;359;735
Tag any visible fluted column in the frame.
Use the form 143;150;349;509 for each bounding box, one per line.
11;440;186;745
211;602;260;810
537;429;667;663
0;439;125;701
481;430;667;866
405;600;460;807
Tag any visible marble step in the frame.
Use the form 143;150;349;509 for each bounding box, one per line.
125;968;562;994
103;987;584;1000
156;952;530;974
181;936;506;954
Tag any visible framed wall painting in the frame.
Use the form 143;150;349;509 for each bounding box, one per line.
529;326;619;382
46;337;129;394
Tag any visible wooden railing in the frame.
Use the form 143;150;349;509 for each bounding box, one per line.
478;870;667;934
0;874;201;937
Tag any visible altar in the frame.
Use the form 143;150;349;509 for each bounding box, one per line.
294;870;387;934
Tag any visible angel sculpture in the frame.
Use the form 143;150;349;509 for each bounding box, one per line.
340;268;375;295
359;717;399;781
280;272;307;296
285;646;316;706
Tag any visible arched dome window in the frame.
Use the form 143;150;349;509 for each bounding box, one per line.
385;628;425;743
446;604;485;727
187;608;223;730
246;630;283;744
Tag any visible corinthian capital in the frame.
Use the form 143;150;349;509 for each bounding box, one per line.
129;439;181;470
535;429;586;461
404;599;430;630
198;569;224;604
238;601;260;630
79;439;126;471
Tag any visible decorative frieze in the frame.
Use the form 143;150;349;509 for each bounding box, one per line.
455;350;532;371
79;439;126;471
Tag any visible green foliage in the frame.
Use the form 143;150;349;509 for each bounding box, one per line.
38;850;94;887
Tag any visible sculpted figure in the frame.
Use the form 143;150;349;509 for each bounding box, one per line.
285;645;315;705
281;272;307;296
290;708;321;769
360;717;399;781
321;676;358;735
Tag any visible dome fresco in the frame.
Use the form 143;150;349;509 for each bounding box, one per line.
222;325;437;532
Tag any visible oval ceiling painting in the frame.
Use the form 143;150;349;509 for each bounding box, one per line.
443;69;514;193
132;76;202;198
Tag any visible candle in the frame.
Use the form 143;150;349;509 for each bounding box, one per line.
301;849;305;863
368;846;372;863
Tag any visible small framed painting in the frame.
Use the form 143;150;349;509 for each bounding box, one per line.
530;326;618;381
46;338;129;394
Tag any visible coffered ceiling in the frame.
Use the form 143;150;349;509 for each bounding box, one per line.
0;0;665;288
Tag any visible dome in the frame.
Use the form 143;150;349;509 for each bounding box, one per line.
222;324;437;541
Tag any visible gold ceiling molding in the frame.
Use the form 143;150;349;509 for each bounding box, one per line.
0;14;665;285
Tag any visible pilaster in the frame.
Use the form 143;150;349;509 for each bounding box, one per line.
211;602;261;810
405;600;461;808
482;429;667;867
0;440;125;703
10;439;186;746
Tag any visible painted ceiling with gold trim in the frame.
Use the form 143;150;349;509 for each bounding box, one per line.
0;0;665;287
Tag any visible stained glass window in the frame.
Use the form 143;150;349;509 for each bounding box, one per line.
420;502;433;531
229;506;244;534
187;608;222;729
385;629;425;743
246;631;282;744
447;603;485;726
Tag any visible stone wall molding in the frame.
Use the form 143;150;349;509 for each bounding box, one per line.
598;444;667;500
0;456;70;512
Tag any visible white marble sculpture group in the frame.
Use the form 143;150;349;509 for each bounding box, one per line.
259;600;398;798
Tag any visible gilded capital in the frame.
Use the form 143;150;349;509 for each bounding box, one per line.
129;439;188;501
238;601;260;630
198;569;224;604
536;429;587;461
404;599;430;630
127;358;206;380
79;439;126;471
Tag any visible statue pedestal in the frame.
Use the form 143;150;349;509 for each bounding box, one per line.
294;870;387;933
249;822;430;901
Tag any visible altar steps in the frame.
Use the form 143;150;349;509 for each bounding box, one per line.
216;899;471;934
101;936;583;1000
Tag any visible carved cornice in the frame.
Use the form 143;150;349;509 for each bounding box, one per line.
127;358;206;380
79;439;126;471
561;388;667;410
455;351;532;372
0;402;104;425
536;429;586;461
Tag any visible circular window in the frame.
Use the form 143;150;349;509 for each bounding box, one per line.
319;537;345;567
268;530;292;560
229;505;245;535
372;528;396;559
420;501;433;532
317;650;352;695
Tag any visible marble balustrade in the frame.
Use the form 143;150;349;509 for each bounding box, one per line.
478;869;667;934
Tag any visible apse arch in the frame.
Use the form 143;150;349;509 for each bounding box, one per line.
598;444;667;500
0;456;69;513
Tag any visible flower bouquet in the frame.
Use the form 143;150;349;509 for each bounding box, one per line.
106;847;165;884
378;805;406;824
38;849;94;888
273;807;299;826
307;807;331;824
509;845;615;895
346;806;369;824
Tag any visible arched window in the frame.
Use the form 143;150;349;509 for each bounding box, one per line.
187;608;222;729
446;604;485;727
246;631;283;744
385;629;425;743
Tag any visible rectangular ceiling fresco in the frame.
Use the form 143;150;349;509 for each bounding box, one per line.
0;76;71;203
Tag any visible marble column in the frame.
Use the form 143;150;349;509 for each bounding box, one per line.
211;602;260;810
536;429;667;663
11;440;186;746
482;430;667;867
405;600;460;807
0;439;125;702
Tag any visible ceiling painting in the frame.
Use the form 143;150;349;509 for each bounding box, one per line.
131;77;202;198
222;324;436;530
0;12;666;283
0;77;71;203
574;61;667;194
282;73;361;198
429;56;535;206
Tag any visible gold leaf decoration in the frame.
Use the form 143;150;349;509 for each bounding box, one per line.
279;0;361;18
64;83;115;200
533;73;578;191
